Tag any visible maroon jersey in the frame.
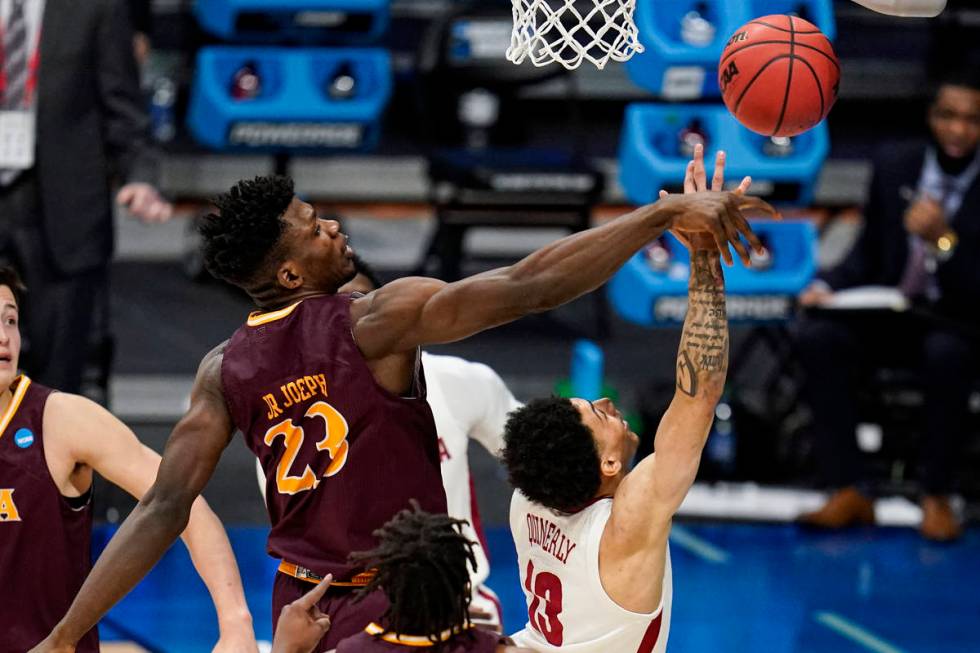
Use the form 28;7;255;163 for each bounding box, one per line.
222;294;447;579
0;377;98;653
336;626;502;652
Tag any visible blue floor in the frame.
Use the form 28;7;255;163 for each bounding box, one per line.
94;522;980;652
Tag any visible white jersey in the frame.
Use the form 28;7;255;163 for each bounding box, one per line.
509;491;672;653
422;352;522;626
254;352;521;626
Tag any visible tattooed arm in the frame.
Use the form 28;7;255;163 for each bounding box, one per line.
608;148;737;537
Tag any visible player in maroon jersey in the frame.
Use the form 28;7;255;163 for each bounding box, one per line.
33;170;774;653
0;266;257;653
336;504;531;653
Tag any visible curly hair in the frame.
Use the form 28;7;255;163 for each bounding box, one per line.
502;397;601;512
199;175;295;286
351;502;477;651
0;265;26;306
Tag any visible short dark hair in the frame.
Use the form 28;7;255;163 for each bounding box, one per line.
0;265;26;305
935;67;980;96
351;503;477;651
502;397;601;512
352;253;384;290
199;175;295;286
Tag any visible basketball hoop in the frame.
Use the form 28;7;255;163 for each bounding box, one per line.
507;0;644;70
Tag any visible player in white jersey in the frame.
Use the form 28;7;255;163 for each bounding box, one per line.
257;257;522;629
501;145;746;652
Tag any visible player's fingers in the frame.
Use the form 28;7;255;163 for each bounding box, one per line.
737;195;781;221
711;150;726;192
315;615;331;633
297;574;333;609
683;160;697;194
734;175;752;196
709;223;734;266
722;207;751;264
692;143;707;191
659;189;669;199
730;206;765;254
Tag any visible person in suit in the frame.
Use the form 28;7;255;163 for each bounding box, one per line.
0;0;172;395
795;68;980;541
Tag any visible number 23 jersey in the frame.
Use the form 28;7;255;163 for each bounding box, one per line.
509;491;671;653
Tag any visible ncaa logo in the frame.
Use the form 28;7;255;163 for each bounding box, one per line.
14;428;34;449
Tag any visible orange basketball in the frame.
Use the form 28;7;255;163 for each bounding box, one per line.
718;14;839;137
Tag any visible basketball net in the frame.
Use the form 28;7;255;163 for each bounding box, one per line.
507;0;644;70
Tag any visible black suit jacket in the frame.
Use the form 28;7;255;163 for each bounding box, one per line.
36;0;155;275
820;141;980;325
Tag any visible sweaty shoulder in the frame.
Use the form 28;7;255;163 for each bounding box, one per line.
348;277;447;360
198;340;229;395
43;392;113;439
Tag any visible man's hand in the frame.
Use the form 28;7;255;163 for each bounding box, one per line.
468;605;503;633
271;575;333;653
661;147;754;253
903;195;948;242
662;144;778;266
798;282;833;307
116;182;174;223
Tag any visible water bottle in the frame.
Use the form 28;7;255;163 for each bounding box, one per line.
749;233;773;271
680;2;716;47
678;118;708;159
150;77;176;143
706;395;737;476
230;61;262;101
645;238;671;272
763;135;794;157
326;61;356;100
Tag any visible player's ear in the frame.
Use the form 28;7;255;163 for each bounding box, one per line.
600;455;622;478
277;260;303;290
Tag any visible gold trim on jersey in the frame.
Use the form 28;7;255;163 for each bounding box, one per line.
364;622;473;647
0;375;31;441
247;301;303;327
277;560;376;587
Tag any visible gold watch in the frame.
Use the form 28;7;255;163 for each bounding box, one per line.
934;230;958;261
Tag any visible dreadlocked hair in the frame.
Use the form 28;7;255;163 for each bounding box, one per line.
350;502;478;651
199;175;295;286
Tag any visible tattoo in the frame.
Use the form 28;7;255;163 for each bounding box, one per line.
674;251;729;397
677;350;698;397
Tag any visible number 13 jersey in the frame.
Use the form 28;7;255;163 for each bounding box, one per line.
509;491;671;653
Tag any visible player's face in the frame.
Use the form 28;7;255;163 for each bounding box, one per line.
0;286;20;390
572;397;640;474
929;85;980;160
281;198;356;292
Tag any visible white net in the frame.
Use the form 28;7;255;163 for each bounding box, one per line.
507;0;644;70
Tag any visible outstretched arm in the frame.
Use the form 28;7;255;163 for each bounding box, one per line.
34;346;236;652
600;150;735;613
44;393;255;652
352;182;771;359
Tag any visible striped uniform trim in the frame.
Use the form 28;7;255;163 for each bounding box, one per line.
0;375;30;440
277;560;376;587
364;622;473;647
247;301;303;327
3;0;28;109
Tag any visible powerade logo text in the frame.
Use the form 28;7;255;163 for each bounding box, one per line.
654;295;792;322
228;122;364;148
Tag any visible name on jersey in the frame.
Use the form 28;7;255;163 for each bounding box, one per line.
526;514;577;564
262;373;329;419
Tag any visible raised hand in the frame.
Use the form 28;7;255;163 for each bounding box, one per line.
659;144;778;265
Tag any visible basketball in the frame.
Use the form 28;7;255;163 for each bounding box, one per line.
718;14;840;137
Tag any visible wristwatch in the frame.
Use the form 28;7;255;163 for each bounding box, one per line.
933;229;958;262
